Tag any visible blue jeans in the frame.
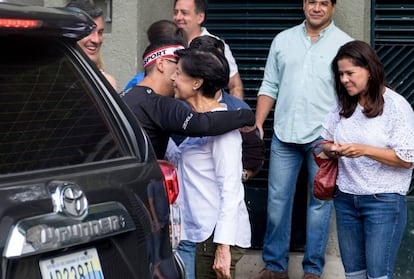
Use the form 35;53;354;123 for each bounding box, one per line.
262;134;333;275
334;191;406;279
177;240;197;279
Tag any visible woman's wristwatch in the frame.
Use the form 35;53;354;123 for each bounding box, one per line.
242;169;249;182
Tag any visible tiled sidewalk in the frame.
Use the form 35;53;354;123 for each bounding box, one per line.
236;250;345;279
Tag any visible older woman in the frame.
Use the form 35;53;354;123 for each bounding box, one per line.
167;48;251;279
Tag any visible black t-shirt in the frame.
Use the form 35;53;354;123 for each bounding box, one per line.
121;85;254;159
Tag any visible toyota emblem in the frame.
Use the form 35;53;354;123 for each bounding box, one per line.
50;182;88;219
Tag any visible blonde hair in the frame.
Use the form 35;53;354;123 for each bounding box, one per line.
96;54;118;91
96;54;104;71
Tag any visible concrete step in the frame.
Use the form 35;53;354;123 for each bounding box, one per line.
236;249;345;279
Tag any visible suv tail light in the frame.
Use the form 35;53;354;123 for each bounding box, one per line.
0;18;41;28
158;160;181;250
158;160;179;204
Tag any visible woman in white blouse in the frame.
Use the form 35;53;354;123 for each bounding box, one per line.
167;47;251;279
321;40;414;279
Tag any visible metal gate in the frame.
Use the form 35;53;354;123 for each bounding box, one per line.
372;0;414;107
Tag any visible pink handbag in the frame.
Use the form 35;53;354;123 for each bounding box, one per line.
312;140;338;200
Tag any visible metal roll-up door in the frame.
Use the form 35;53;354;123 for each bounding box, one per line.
372;0;414;107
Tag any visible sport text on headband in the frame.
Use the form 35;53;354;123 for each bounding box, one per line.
143;45;185;69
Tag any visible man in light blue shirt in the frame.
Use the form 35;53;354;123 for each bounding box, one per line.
251;1;353;279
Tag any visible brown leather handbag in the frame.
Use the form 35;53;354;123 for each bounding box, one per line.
312;140;338;200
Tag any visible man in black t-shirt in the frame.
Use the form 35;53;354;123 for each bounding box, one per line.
121;40;254;159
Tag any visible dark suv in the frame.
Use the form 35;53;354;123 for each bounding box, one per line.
0;3;184;279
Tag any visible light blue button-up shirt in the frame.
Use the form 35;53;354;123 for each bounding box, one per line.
259;21;353;144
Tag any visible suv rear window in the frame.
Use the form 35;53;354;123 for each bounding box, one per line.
0;37;123;174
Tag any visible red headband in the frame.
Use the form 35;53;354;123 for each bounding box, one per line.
143;45;185;69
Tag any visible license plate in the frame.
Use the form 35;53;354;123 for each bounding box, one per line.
39;248;104;279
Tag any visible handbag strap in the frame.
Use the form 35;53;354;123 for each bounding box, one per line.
312;140;334;165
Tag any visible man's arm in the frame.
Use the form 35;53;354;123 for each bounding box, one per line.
241;129;265;181
255;95;276;139
221;39;244;100
158;98;255;136
228;73;244;100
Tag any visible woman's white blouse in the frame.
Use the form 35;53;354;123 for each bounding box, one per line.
322;88;414;195
166;119;251;247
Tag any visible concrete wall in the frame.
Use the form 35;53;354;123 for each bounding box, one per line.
335;0;371;42
101;1;174;90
